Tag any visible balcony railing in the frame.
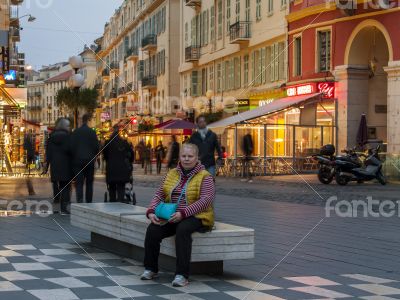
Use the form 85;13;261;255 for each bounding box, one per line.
185;45;201;62
110;61;119;72
229;21;251;44
185;0;201;7
141;75;157;89
110;88;117;99
126;82;138;93
141;34;157;51
118;86;126;95
102;69;110;77
125;47;139;61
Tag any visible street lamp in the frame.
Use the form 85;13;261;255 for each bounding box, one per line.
18;14;36;22
206;89;214;114
68;56;85;128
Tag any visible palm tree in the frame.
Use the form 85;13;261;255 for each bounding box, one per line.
56;87;98;128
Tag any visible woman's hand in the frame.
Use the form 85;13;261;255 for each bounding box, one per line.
148;213;161;225
169;212;183;223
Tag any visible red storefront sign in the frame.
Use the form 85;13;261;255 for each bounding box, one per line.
287;82;335;99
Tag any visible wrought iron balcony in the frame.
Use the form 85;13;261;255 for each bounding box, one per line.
229;21;251;44
102;69;110;78
110;88;117;99
110;61;119;73
141;75;157;89
185;0;201;7
185;45;201;62
118;86;126;96
141;34;157;52
125;47;139;61
126;82;138;93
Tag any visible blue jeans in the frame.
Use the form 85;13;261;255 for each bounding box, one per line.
206;165;216;177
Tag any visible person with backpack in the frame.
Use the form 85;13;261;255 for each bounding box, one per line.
103;125;134;202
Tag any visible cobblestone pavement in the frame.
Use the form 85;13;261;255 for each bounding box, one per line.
0;173;400;299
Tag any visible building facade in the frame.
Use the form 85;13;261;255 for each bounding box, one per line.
95;0;181;125
180;0;288;114
287;0;400;161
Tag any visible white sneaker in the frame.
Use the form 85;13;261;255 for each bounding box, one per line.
140;270;158;280
172;274;188;287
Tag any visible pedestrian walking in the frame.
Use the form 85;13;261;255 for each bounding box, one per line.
141;143;215;287
144;142;153;174
70;114;100;203
189;115;223;177
137;140;145;168
241;131;254;183
43;118;72;214
103;125;134;202
167;135;180;170
155;140;165;174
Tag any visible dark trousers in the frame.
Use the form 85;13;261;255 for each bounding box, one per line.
52;181;70;212
144;217;203;278
144;159;152;174
74;163;95;203
108;182;125;202
242;157;253;180
156;158;162;174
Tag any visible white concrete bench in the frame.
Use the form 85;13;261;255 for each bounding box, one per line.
71;203;255;274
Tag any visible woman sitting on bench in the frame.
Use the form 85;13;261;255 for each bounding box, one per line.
141;143;215;287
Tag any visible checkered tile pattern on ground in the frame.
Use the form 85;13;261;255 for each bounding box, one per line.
0;243;400;299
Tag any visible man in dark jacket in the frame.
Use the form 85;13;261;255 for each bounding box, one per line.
167;135;180;169
103;125;134;202
189;115;222;177
242;132;254;182
45;118;72;214
70;114;100;203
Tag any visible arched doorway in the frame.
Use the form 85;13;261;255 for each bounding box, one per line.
347;25;389;145
335;21;391;152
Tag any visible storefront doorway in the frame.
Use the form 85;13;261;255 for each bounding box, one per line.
336;21;390;152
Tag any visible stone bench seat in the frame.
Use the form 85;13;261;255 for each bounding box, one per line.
71;203;255;274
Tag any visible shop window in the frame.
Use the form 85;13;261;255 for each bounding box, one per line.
294;36;302;76
209;65;214;91
318;31;331;72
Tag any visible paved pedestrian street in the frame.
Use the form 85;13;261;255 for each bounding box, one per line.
1;175;400;299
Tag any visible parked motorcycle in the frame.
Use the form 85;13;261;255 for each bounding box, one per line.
313;144;336;184
334;145;386;186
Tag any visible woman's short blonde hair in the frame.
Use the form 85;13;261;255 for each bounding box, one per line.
180;143;199;157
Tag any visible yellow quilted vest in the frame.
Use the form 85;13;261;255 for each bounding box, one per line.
163;169;215;228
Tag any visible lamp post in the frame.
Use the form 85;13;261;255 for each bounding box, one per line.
68;56;85;128
206;89;214;114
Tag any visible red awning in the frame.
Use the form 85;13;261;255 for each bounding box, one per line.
158;119;196;130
